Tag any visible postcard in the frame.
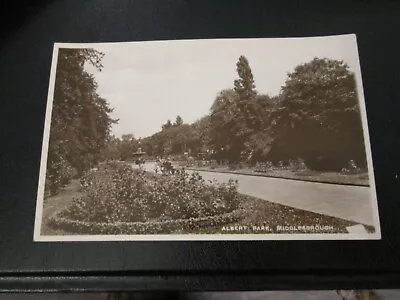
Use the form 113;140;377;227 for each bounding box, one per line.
34;34;380;241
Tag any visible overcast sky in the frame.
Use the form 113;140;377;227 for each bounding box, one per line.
76;34;362;138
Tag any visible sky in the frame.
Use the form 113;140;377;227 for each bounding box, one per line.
76;34;362;138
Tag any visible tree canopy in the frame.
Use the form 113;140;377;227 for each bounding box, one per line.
268;58;366;170
46;48;116;194
174;115;184;127
162;120;172;130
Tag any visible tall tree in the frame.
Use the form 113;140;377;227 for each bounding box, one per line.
234;55;257;101
268;58;367;170
46;48;116;195
233;55;261;134
174;115;184;127
209;56;261;162
162;120;172;130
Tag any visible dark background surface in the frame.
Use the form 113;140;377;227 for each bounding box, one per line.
0;0;400;292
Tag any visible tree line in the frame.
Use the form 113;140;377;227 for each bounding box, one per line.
115;55;367;172
46;48;367;195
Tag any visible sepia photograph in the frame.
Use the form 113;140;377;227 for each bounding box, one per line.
34;34;380;241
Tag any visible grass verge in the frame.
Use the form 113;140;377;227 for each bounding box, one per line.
185;166;369;186
40;180;83;235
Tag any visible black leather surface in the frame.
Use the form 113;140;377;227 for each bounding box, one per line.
0;0;400;291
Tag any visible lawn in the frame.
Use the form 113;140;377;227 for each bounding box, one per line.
40;179;84;235
185;165;369;186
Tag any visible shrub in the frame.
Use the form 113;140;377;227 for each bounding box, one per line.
79;170;97;190
254;161;273;173
289;158;309;171
210;160;218;169
60;164;240;224
277;161;285;169
145;170;239;220
340;159;363;175
45;154;75;196
340;168;349;174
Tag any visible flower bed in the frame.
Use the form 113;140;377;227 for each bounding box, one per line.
49;163;243;234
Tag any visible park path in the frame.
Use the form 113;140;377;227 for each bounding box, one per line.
134;162;375;226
